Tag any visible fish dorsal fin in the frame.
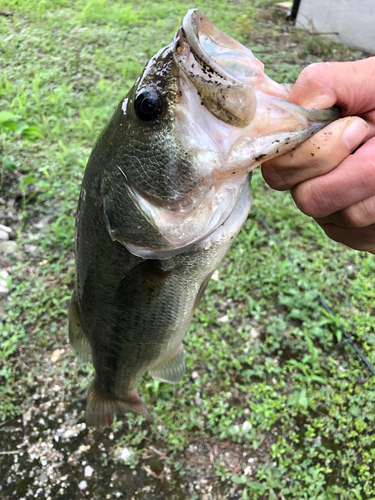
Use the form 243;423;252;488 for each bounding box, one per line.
68;291;92;363
148;344;185;384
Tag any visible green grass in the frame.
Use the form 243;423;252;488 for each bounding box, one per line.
0;1;374;498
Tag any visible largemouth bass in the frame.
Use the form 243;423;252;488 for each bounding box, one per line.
69;9;339;426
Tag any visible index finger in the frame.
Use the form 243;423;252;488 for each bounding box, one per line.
261;117;369;191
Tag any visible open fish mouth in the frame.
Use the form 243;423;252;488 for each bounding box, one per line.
173;9;339;181
176;9;270;129
176;9;339;126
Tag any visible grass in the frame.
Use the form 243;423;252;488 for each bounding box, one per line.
0;0;374;498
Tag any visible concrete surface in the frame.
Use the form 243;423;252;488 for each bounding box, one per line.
296;0;375;54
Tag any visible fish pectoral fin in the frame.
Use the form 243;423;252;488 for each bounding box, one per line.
68;291;92;363
116;259;174;307
86;383;153;427
148;344;185;384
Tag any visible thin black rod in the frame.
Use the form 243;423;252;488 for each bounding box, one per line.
252;205;375;377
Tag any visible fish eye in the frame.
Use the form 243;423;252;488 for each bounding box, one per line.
134;90;163;121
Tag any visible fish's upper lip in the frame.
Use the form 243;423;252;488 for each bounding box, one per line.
176;9;236;83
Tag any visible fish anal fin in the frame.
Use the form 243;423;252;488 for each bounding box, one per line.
86;383;153;427
68;291;92;363
149;344;185;384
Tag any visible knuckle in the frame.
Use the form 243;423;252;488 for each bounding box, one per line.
261;164;291;191
342;197;375;228
364;195;375;220
292;182;329;218
340;207;364;227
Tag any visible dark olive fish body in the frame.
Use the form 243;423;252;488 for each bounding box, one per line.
70;10;339;426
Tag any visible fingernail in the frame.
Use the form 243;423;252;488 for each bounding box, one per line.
343;118;369;151
298;95;333;110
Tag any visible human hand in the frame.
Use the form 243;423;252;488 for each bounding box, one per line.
262;57;375;254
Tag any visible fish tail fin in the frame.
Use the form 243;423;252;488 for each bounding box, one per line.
86;382;153;427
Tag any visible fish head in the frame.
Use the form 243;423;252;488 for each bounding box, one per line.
101;9;339;258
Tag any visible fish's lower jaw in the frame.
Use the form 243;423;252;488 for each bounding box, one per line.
86;383;153;427
216;120;334;181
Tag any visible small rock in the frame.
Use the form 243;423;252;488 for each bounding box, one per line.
23;409;32;423
51;349;62;363
78;445;91;453
84;466;94;478
24;243;37;254
118;447;134;461
78;480;87;490
39;472;47;485
34;217;50;230
0;270;11;295
242;421;252;431
218;314;228;323
62;429;77;439
0;240;18;255
0;229;9;241
244;466;252;476
250;327;260;339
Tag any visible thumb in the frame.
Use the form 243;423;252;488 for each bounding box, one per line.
289;57;375;117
